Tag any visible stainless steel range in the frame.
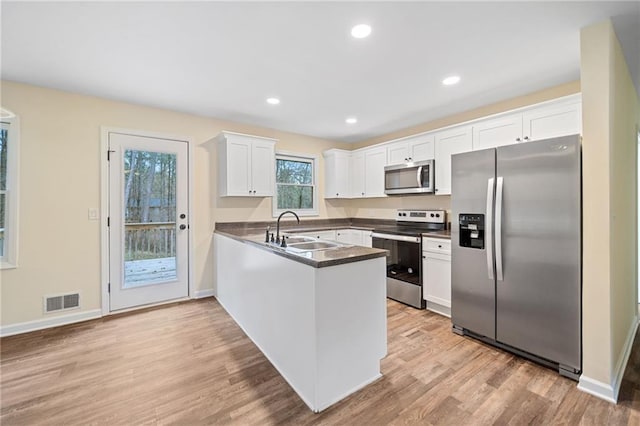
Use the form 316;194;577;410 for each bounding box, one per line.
371;209;446;309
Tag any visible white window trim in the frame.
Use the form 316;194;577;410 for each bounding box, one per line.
1;115;20;269
273;151;319;217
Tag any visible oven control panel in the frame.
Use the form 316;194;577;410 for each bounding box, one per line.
396;209;446;224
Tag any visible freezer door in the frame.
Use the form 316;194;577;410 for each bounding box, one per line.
495;135;581;370
451;148;496;340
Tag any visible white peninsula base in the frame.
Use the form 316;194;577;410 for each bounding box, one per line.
214;234;387;412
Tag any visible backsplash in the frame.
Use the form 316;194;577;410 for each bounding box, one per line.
347;195;451;220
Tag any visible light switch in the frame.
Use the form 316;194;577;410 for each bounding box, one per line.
88;208;99;220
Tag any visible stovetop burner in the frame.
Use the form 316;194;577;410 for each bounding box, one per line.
372;209;446;237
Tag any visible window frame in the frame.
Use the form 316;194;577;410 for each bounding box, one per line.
0;114;20;269
273;151;319;218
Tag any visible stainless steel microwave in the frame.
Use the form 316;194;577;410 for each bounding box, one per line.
384;159;435;195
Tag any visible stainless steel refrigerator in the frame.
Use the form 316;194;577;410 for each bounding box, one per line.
451;134;581;379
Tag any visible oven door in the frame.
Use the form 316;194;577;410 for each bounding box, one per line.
372;233;424;308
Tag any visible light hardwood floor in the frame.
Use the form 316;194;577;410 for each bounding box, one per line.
2;298;639;425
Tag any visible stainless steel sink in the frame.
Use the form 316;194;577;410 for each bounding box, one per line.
286;241;341;252
283;236;316;244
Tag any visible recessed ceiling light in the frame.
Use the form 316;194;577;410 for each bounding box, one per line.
351;24;371;39
442;75;461;86
266;97;280;105
346;117;358;124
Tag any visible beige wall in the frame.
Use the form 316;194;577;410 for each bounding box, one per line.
581;20;639;389
0;80;349;326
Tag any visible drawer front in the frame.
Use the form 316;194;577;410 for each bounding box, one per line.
423;238;451;254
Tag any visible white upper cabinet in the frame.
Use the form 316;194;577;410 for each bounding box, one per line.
472;95;582;151
350;152;366;198
387;134;435;165
522;98;582;142
323;149;351;199
364;146;388;198
217;131;276;197
472;113;524;150
434;125;472;195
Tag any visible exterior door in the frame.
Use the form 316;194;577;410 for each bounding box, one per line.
108;132;189;311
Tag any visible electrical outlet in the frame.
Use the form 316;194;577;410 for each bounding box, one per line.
88;208;99;220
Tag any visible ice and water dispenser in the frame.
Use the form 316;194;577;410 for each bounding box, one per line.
459;214;485;249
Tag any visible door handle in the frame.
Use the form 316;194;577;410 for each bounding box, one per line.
179;224;187;230
486;177;495;280
417;166;423;187
495;177;504;281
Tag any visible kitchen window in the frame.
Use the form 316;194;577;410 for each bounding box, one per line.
273;152;318;217
0;112;20;269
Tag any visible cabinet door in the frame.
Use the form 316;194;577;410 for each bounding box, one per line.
350;152;366;198
364;146;387;198
472;113;523;150
251;141;275;196
336;229;364;246
409;135;435;162
362;231;373;248
522;100;582;142
324;153;350;198
314;230;337;240
434;126;472;195
387;142;410;165
422;251;451;308
226;140;252;196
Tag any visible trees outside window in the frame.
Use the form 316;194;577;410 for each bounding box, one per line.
274;154;318;216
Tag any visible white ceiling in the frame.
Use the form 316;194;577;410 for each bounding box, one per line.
1;1;639;143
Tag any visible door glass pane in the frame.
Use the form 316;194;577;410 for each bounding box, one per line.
123;150;177;288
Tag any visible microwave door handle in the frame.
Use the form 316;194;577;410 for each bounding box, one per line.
417;166;423;187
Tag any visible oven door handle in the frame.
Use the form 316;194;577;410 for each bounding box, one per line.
371;233;420;243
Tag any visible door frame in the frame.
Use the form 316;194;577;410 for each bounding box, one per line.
100;127;194;315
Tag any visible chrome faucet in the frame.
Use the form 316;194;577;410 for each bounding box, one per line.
276;210;300;247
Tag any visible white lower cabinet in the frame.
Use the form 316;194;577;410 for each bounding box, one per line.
336;229;364;246
363;231;373;248
422;237;451;317
300;230;337;241
293;229;371;247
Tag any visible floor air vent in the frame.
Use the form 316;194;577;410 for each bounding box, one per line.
44;293;80;313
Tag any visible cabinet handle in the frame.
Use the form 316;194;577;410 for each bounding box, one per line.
422;256;426;259
361;192;365;196
523;136;530;141
516;137;521;142
336;193;339;196
438;245;442;248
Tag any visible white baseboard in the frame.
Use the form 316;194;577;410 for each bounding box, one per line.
578;315;639;403
193;289;215;299
0;309;103;338
578;375;617;403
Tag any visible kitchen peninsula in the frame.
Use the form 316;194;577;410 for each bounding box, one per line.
213;227;388;412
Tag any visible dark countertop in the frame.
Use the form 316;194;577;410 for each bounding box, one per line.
215;230;388;268
421;230;452;240
216;218;393;236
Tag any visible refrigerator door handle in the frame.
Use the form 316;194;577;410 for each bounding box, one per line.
495;176;504;281
486;177;495;280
